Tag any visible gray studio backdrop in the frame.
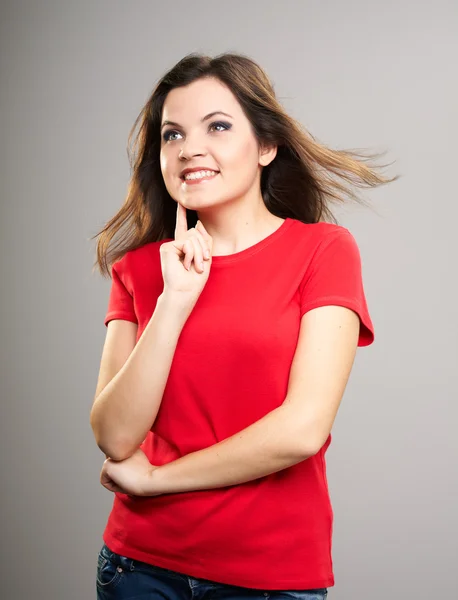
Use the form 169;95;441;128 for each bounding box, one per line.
1;1;456;599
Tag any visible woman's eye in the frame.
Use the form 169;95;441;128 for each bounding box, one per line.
163;130;182;142
162;121;231;142
209;120;232;133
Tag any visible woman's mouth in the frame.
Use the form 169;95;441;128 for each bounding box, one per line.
181;170;220;185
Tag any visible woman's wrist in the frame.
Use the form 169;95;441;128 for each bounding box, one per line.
146;464;168;496
159;289;197;317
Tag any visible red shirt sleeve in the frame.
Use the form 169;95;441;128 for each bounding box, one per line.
104;257;138;327
299;228;375;346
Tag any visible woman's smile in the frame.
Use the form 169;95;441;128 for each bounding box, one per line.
181;171;220;186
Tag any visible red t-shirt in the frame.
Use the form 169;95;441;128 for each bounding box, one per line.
101;217;374;590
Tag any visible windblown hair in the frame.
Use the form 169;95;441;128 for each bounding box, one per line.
92;52;398;277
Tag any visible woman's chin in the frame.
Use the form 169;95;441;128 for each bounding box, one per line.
178;197;223;211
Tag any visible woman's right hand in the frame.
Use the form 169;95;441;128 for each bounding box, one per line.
160;202;213;302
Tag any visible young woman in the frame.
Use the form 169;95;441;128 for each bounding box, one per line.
90;52;396;599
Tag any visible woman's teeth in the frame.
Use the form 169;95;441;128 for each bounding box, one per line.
183;170;218;181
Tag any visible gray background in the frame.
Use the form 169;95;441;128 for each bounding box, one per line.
1;1;456;598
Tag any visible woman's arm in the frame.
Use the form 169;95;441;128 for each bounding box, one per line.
90;291;192;461
147;304;361;494
149;403;314;494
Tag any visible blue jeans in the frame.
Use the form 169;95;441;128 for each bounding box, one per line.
96;542;329;599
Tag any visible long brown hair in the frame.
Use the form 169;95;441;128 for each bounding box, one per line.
92;52;398;277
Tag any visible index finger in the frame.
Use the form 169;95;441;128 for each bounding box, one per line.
174;202;188;240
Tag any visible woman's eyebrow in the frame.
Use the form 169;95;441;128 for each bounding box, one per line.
161;111;233;131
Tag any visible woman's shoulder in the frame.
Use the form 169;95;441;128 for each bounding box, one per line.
116;238;172;266
289;218;352;245
111;239;171;283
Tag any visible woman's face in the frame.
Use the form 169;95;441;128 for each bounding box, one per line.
159;77;275;212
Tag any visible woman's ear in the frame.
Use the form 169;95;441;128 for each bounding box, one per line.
259;144;277;167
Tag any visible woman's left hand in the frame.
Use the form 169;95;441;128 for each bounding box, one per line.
100;448;161;497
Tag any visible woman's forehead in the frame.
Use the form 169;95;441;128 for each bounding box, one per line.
162;79;241;122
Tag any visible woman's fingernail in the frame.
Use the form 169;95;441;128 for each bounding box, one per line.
200;262;204;271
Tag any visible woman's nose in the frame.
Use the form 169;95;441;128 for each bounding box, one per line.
178;135;207;160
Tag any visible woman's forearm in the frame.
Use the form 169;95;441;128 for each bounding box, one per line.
149;404;315;494
90;291;193;461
